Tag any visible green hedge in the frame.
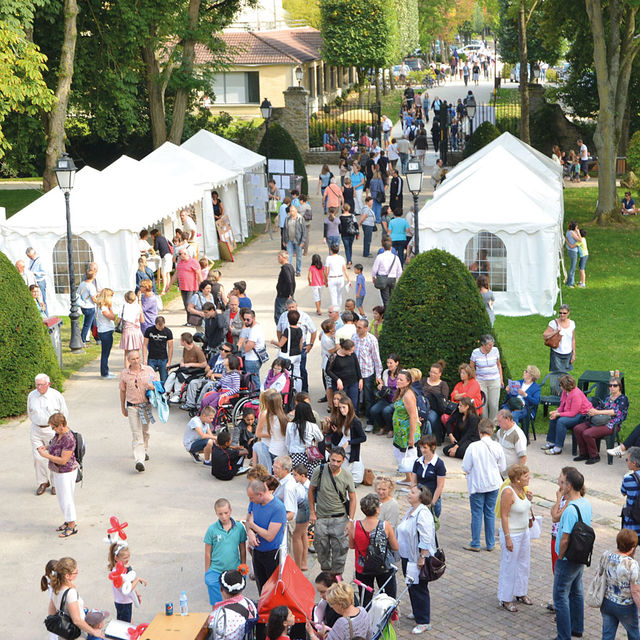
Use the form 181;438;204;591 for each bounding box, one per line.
0;251;62;417
258;122;308;194
378;249;510;393
627;131;640;174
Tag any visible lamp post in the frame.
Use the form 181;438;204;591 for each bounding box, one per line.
295;66;304;87
465;95;476;154
405;160;423;256
53;153;84;353
260;97;273;181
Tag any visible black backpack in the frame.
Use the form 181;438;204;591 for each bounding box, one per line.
564;503;595;566
71;430;85;483
623;473;640;524
359;521;391;575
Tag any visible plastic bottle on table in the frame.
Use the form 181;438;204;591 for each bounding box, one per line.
180;590;188;616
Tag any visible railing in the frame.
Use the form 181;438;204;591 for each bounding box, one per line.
309;101;382;150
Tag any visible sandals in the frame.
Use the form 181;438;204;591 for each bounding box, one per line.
515;595;533;606
59;526;78;538
56;522;69;532
501;601;518;613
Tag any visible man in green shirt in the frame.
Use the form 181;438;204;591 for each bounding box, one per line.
308;447;356;574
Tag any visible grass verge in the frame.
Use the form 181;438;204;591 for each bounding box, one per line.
0;188;43;218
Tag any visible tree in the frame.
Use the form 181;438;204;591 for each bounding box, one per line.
0;251;62;418
283;0;321;28
378;249;510;394
418;0;474;57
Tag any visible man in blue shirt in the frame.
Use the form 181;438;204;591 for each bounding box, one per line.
246;479;287;594
553;467;593;640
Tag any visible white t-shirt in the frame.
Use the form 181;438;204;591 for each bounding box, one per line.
241;324;265;362
335;323;357;342
548;319;575;354
184;416;209;449
579;144;588;160
181;215;197;235
52;587;85;620
96;305;115;333
274;473;298;517
267;416;287;456
321;332;336;368
122;300;141;323
76;281;97;310
139;239;152;254
325;254;346;278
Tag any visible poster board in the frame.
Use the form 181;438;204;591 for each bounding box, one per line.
215;214;236;251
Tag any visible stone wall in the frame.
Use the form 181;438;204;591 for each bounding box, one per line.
272;86;310;153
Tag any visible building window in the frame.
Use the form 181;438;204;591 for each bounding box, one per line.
53;235;94;294
211;72;259;104
465;232;507;292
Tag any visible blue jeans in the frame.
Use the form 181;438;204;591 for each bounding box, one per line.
148;358;168;383
97;330;114;377
338;382;359;412
392;239;407;265
244;359;262;390
204;569;222;605
401;558;430;624
371;399;394;430
326;235;341;250
547;414;585;449
300;346;309;392
399;152;409;174
274;296;288;325
115;602;132;622
342;235;354;264
427;409;443;443
81;307;96;342
566;248;578;286
361;374;376;420
37;279;48;315
553;559;585;640
286;241;303;275
362;225;373;257
601;598;640;640
469;490;498;549
432;498;442;518
372;200;382;223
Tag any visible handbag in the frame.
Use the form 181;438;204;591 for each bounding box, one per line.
375;385;394;402
419;530;446;582
349;460;365;484
305;443;324;462
544;320;562;349
373;255;399;290
362;468;375;486
345;214;359;236
398;447;418;473
585;551;608;608
114;306;124;334
44;589;81;640
588;414;610;426
252;346;270;364
360;521;392;575
375;191;385;204
529;510;543;539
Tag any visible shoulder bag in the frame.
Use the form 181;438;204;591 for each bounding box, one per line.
544;320;562;349
44;589;82;640
585;551;608;608
114;306;124;334
374;255;399;290
317;463;350;516
419;527;446;582
252;345;270;364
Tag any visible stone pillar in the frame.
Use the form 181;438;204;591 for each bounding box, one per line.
318;60;325;103
273;86;310;153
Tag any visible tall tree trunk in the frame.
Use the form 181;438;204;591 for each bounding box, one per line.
43;0;78;192
169;0;201;144
382;68;388;95
585;0;640;223
619;101;630;157
142;43;168;149
375;69;381;104
517;0;530;144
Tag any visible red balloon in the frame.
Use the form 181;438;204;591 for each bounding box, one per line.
107;516;129;540
127;623;149;640
108;561;126;589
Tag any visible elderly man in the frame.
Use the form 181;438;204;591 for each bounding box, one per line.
372;238;403;308
273;455;298;554
328;305;344;331
222;295;243;346
494;409;527;472
274;250;295;325
26;247;48;314
164;248;202;324
27;373;69;495
119;350;158;472
180;209;197;242
15;260;36;287
353;318;383;430
309;447;356;575
246;479;287;594
276;298;317;392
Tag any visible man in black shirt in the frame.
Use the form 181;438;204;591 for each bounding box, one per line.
143;316;173;382
203;302;225;351
404;83;415;108
210;430;248;480
274;250;295;324
151;228;173;293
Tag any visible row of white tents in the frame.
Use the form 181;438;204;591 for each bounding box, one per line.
418;132;564;317
0;130;266;316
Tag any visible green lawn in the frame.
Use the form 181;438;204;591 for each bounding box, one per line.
0;189;43;218
495;186;640;438
380;89;404;121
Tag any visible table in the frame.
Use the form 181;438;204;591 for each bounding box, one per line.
578;370;625;403
140;612;208;640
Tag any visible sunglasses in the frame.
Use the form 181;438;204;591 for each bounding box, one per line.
609;383;620;387
220;348;231;353
558;312;568;315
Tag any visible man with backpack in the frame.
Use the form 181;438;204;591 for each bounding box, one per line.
553;467;594;640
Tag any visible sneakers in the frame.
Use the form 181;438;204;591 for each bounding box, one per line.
407;613;415;620
237;466;250;475
101;373;117;379
364;423;374;433
412;624;431;634
169;395;181;404
607;445;624;458
203;460;212;466
541;442;554;450
577;283;586;288
135;462;145;472
180;404;194;411
190;451;202;463
463;545;481;552
545;448;562;455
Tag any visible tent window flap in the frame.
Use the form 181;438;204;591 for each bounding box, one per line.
465;232;507;292
53;235;94;294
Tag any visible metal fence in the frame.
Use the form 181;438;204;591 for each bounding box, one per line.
309;101;382;150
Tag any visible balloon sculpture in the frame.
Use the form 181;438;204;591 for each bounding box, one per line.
108;561;138;595
127;623;149;640
107;515;129;542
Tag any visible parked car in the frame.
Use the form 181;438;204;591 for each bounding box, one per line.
459;44;483;57
404;58;425;72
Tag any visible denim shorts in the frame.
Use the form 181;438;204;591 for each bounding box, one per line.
356;295;365;307
296;498;310;523
579;255;589;270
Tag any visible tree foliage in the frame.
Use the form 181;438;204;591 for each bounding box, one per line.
283;0;321;28
378;249;510;393
393;0;419;59
0;251;62;418
418;0;474;54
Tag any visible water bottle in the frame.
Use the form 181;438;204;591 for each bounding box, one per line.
179;590;188;616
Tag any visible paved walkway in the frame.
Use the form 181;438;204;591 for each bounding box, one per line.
3;162;627;638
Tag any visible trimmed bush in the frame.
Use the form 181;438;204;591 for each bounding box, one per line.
627;130;640;174
258;122;308;194
0;251;62;418
463;121;502;158
378;249;510;393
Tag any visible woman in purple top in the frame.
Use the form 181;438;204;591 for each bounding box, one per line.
37;413;79;538
139;279;158;334
370;354;400;436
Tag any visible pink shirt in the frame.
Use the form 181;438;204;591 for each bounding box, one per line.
176;258;200;292
309;265;324;286
557;387;592;417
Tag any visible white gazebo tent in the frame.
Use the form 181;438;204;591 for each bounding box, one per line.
418;141;564;317
140;141;245;251
181;129;267;232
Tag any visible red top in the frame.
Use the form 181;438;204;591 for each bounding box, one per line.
176;258;200;291
354;521;374;572
451;378;483;415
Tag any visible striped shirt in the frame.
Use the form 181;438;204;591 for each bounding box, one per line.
621;472;640;532
353;332;383;379
470;346;501;381
218;371;241;395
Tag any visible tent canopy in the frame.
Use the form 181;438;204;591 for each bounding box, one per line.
182;129;266;173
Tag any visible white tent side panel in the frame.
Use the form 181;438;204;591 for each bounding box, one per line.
420;228;560;317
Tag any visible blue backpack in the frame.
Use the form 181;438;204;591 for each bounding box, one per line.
412;382;430;425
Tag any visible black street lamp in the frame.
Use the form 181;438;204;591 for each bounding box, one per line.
405;160;423;256
466;95;477;154
53;153;84;353
260;97;273;180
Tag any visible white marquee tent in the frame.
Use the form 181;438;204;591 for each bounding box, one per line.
418;133;564;317
181;129;267;231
